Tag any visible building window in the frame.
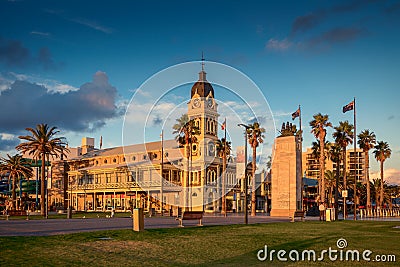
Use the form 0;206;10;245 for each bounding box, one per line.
113;158;117;163
172;170;179;183
104;159;108;164
87;174;94;184
106;173;111;183
137;170;144;181
95;174;100;184
131;171;136;182
132;156;136;161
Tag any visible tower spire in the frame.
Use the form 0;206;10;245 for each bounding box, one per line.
199;52;206;81
201;51;205;71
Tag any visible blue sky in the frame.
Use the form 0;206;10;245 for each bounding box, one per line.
1;0;400;182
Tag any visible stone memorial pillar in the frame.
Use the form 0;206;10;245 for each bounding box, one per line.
270;135;302;217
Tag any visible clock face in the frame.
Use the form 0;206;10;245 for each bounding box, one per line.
192;98;201;108
207;98;213;108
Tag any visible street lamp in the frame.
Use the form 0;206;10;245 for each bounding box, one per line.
238;123;250;224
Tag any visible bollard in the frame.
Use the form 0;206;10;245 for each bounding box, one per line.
133;208;144;232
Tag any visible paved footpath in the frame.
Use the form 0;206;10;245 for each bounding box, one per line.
0;215;304;237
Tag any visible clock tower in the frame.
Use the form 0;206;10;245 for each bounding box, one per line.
187;63;219;161
186;62;221;211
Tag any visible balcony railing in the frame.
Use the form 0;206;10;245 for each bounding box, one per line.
71;180;182;191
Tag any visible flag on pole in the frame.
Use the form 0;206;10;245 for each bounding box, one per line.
292;108;300;120
343;101;354;113
100;136;103;149
221;119;226;130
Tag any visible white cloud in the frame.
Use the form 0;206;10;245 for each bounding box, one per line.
70;18;113;34
7;72;79;93
370;168;400;185
30;31;50;37
0;133;16;140
133;88;152;98
273;110;292;118
266;38;293;51
0;71;120;133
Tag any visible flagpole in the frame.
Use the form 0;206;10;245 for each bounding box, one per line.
160;130;164;216
223;118;227;217
299;105;302;134
299;105;303;211
353;97;357;221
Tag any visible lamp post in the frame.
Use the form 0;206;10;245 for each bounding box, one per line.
238;123;250;224
160;130;164;215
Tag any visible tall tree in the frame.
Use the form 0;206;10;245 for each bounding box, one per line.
216;137;232;215
0;154;33;210
172;114;199;210
371;178;381;207
246;122;265;216
16;124;68;217
333;121;353;218
325;170;335;208
310;113;332;204
373;141;391;208
327;143;341;216
357;130;376;210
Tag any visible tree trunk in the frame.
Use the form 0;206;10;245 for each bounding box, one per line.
251;146;256;216
12;174;16;210
335;159;340;220
343;148;347;218
319;138;325;204
222;153;226;216
41;153;46;217
185;144;190;211
380;160;384;208
365;150;371;210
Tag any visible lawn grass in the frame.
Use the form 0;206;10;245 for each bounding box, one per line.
0;221;399;266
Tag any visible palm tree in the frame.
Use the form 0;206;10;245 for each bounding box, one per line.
172;114;200;210
16;124;68;217
373;141;391;208
327;143;341;217
347;174;362;208
0;154;33;210
332;121;353;218
310;113;332;204
357;130;376;210
325;170;335;208
371;178;381;208
216;138;232;216
246;122;265;216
